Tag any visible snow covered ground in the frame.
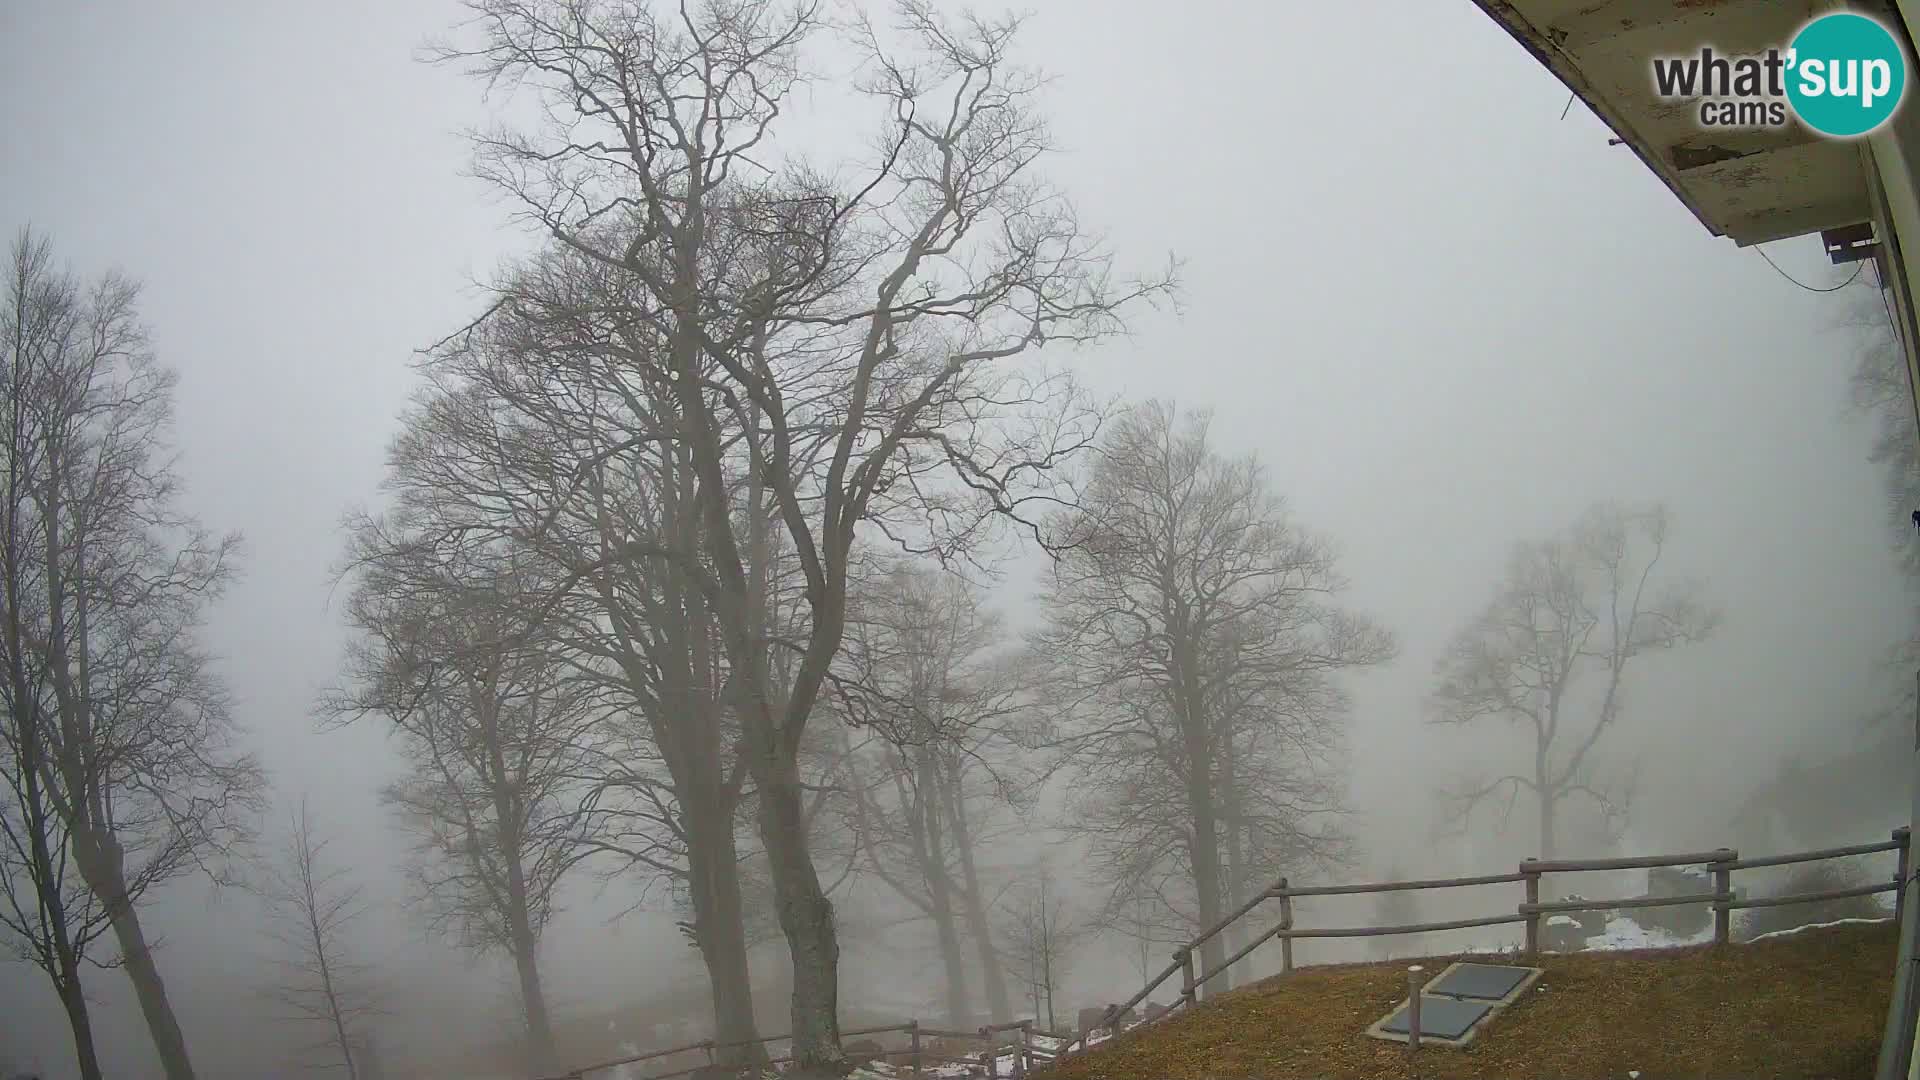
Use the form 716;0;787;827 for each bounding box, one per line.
1746;915;1894;943
1584;913;1718;951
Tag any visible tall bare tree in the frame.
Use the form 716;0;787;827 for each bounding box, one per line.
0;231;113;1080
836;563;1027;1027
329;543;598;1076
1033;401;1392;994
430;1;1173;1066
1431;501;1718;860
357;296;781;1060
0;228;263;1080
261;800;382;1079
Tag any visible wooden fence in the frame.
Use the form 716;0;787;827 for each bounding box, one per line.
538;1018;1064;1080
539;827;1912;1079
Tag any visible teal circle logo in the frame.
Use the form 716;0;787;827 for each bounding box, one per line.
1786;13;1907;138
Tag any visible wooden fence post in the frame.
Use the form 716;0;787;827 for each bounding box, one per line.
909;1020;921;1079
1179;947;1197;1008
1897;827;1912;927
1713;852;1734;946
1277;876;1295;974
1017;1020;1032;1078
1521;860;1540;958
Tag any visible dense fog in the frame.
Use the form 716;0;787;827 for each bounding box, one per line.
1;2;1912;1078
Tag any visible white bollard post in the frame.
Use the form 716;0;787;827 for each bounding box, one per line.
1407;964;1426;1053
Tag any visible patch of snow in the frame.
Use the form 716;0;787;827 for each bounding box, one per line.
1745;916;1893;943
1546;915;1579;928
1586;913;1714;951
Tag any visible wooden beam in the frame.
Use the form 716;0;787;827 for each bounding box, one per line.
1725;198;1876;246
1546;0;1811;55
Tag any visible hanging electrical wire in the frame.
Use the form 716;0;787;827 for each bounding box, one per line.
1756;245;1866;292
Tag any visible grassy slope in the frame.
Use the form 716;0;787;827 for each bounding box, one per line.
1041;921;1897;1080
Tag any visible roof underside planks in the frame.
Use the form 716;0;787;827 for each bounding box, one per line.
1470;0;1878;245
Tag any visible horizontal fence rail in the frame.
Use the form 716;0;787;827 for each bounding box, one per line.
1724;835;1908;871
1520;891;1730;915
1273;912;1533;940
1523;848;1736;874
1728;879;1901;911
1274;871;1531;898
539;827;1911;1080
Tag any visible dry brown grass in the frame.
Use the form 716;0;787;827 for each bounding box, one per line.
1039;920;1897;1080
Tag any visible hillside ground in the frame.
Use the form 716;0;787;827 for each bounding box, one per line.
1038;920;1897;1080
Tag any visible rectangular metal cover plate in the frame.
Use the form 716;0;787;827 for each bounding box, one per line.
1376;996;1493;1040
1425;962;1532;1001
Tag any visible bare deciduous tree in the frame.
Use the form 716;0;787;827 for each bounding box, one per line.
349;306;782;1062
0;228;263;1080
260;800;382;1078
430;0;1174;1066
1033;401;1392;994
999;867;1081;1034
0;231;113;1080
1431;501;1718;860
328;545;598;1075
836;563;1028;1027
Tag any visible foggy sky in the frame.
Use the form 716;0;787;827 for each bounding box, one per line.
1;1;1910;1077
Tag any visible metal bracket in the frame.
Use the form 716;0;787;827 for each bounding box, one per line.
1826;222;1881;265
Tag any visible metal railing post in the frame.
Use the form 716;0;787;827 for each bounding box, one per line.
1407;965;1425;1054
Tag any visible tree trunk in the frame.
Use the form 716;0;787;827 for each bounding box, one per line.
913;745;970;1028
945;758;1012;1024
55;953;105;1080
488;733;556;1072
507;911;555;1074
307;889;360;1080
754;748;844;1075
327;989;361;1080
1174;634;1227;997
719;338;844;1076
1039;886;1057;1033
75;829;196;1080
1182;767;1229;998
1537;745;1557;864
1219;734;1248;990
1166;604;1228;996
6;628;102;1080
656;438;765;1067
932;902;970;1029
685;792;766;1066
